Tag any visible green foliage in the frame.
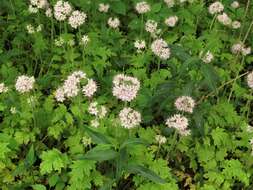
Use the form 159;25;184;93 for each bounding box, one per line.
1;0;253;189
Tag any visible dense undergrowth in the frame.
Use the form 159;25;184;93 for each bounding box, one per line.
0;0;253;189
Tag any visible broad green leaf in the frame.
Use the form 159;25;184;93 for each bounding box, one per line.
120;138;148;149
80;145;118;161
83;126;111;144
126;164;166;183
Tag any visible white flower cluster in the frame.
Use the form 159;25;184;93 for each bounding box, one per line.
30;0;48;9
247;71;253;89
112;74;140;102
164;0;175;8
231;21;241;29
81;35;89;46
82;79;97;98
88;101;107;128
119;107;141;129
55;71;86;102
98;3;110;13
231;42;251;56
29;0;49;13
165;16;178;27
145;20;158;34
166;114;190;136
108;17;120;28
26;24;42;34
15;75;35;93
151;39;171;60
231;1;239;9
0;83;8;93
175;96;195;113
54;0;72;21
55;37;65;47
134;40;146;52
217;13;232;26
155;135;167;144
201;51;214;63
135;1;150;14
208;1;224;15
68;10;87;29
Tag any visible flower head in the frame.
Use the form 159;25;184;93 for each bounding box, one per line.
165;16;178;27
98;3;110;13
208;1;224;15
165;114;190;136
175;96;195;113
134;40;146;52
0;83;8;93
151;39;171;60
217;13;232;26
145;20;158;34
135;1;150;14
164;0;175;8
231;1;239;9
201;51;214;63
54;0;72;21
119;107;141;129
68;10;87;28
112;74;140;102
155;135;167;144
108;17;120;28
15;75;35;93
80;35;89;46
82;79;97;98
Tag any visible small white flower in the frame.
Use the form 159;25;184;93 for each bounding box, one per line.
217;13;232;26
55;37;64;47
231;42;243;54
247;71;253;89
81;35;89;46
0;83;8;93
45;8;52;17
232;21;241;29
82;136;92;145
231;1;239;9
155;135;167;144
165;16;178;27
28;5;38;13
82;79;97;98
26;24;35;34
91;119;99;128
108;17;120;28
242;47;251;56
134;40;146;52
98;3;110;13
55;87;65;102
201;51;214;63
164;0;175;8
10;107;17;114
